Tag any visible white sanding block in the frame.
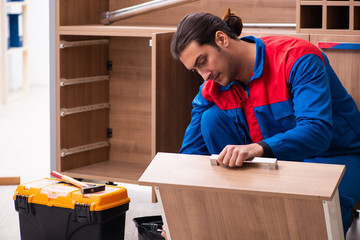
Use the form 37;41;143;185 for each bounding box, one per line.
210;154;278;170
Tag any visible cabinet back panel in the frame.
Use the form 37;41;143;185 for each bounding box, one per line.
59;36;109;107
61;148;109;171
109;37;152;164
59;37;109;79
59;35;110;169
108;0;296;26
59;0;108;26
58;0;295;27
60;82;109;108
60;110;109;148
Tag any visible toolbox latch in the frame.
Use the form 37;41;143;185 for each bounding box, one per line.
74;203;92;223
15;194;31;215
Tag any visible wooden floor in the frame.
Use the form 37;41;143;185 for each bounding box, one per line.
0;85;359;239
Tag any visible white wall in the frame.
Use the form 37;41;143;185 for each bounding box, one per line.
27;0;49;86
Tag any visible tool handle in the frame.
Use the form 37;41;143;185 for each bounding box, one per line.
51;171;89;188
210;155;278;169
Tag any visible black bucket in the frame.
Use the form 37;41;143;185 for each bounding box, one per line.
133;215;165;240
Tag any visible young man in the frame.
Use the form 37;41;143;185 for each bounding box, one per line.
171;9;360;234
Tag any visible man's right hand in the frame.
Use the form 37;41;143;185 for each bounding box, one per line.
217;143;264;167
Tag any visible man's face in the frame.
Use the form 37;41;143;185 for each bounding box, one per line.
179;41;238;86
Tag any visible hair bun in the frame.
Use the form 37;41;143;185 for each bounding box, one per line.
223;8;243;37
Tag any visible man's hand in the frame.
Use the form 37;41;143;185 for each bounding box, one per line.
217;143;264;167
161;225;167;240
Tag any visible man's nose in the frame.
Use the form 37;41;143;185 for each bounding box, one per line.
198;69;211;81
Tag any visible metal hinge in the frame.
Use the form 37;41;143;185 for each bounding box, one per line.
107;128;112;138
107;60;113;70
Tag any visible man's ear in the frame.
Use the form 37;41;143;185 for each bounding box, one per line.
215;31;229;47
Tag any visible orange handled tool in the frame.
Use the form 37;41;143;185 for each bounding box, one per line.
51;171;105;194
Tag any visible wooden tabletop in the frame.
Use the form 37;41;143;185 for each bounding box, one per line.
139;152;345;201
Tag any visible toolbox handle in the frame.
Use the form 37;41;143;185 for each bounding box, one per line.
73;203;92;223
15;195;33;215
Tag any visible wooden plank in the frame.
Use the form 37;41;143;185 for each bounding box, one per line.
0;177;20;185
159;186;328;239
58;26;312;38
139;152;345;200
59;25;176;37
109;37;152;164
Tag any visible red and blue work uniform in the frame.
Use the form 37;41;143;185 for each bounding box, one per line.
180;36;360;234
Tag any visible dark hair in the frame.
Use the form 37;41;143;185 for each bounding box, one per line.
171;8;243;59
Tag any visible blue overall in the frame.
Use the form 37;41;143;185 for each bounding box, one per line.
180;36;360;234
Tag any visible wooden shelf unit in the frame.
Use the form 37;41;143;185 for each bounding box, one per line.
54;0;202;184
0;0;28;104
297;0;360;34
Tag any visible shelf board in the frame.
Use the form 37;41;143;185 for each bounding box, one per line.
298;28;360;34
59;25;176;37
300;1;323;6
326;1;351;6
57;21;359;45
297;28;323;33
62;160;150;184
243;27;297;35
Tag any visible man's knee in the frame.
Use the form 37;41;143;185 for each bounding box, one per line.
200;105;251;154
200;105;225;134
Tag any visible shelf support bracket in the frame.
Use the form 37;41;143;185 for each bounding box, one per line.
60;39;109;49
61;141;110;157
60;75;109;86
60;103;110;117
